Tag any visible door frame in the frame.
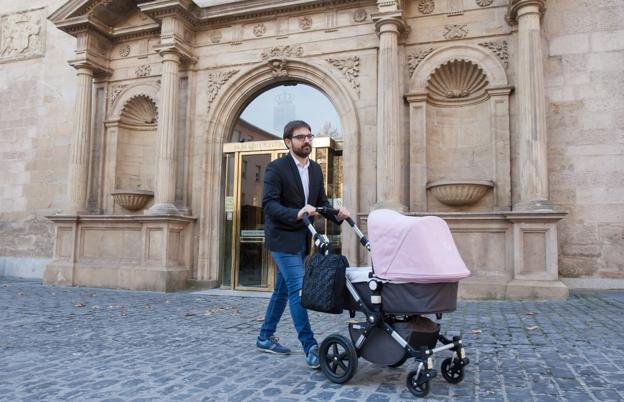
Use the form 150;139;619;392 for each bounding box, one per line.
222;137;339;291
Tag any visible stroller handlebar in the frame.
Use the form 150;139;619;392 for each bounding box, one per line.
304;207;371;252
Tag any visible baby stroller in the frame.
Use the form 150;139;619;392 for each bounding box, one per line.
301;208;471;398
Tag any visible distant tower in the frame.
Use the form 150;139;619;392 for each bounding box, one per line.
273;92;296;132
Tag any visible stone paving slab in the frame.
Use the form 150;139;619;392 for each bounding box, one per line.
1;277;623;402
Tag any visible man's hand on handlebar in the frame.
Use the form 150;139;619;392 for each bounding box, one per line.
316;206;350;221
335;207;350;221
297;204;318;220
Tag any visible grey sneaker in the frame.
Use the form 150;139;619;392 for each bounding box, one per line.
256;336;291;355
306;344;320;369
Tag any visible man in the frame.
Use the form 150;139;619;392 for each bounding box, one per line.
256;120;349;369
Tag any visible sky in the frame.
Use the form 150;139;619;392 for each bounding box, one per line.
240;83;342;137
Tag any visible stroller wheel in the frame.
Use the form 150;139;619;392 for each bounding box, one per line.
406;370;431;398
388;354;408;368
441;357;465;384
319;334;358;384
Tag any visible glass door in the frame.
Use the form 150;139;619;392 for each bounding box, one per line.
236;152;273;289
222;139;341;291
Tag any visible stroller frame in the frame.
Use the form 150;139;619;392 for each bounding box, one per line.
304;208;470;398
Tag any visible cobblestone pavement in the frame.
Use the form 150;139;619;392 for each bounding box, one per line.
1;277;623;402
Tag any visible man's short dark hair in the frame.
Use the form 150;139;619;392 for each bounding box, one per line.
283;120;311;140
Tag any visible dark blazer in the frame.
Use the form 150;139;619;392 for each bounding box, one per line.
262;153;340;254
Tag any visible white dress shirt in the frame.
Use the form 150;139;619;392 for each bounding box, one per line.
291;153;310;204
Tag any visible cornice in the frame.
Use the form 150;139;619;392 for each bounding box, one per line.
138;0;200;27
196;0;370;27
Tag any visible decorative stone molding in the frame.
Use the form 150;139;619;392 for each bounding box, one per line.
260;45;303;60
479;40;509;68
447;0;463;16
109;84;128;104
209;30;222;44
84;0;114;16
408;48;435;77
353;9;368;22
111;190;154;211
253;23;266;37
417;0;435;14
299;16;312;30
119;44;130;57
326;10;338;31
426;59;488;102
326;56;360;94
476;0;495;7
268;59;288;78
427;180;494;206
206;70;238;111
135;64;151;77
109;83;160;122
0;8;45;63
443;24;468;40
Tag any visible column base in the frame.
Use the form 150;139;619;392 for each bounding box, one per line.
372;200;408;212
459;277;509;300
145;202;181;216
513;199;555;212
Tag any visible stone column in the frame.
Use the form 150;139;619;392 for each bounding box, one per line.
147;48;181;215
373;12;407;211
65;63;94;214
508;0;552;211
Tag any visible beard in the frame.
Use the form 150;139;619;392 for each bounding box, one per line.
292;144;311;158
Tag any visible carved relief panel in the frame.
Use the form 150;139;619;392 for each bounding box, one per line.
0;8;45;63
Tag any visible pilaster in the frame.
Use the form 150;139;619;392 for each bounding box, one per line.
372;10;407;211
147;47;183;215
507;0;552;211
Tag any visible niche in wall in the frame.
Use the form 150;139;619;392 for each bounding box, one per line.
115;95;157;192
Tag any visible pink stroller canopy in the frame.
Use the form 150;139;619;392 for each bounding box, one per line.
367;209;470;283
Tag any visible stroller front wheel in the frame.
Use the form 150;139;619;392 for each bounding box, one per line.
406;369;431;398
441;357;465;384
319;334;358;384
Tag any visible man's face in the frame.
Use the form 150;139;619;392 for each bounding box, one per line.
287;126;313;158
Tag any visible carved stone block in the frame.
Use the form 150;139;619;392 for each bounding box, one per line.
0;8;45;63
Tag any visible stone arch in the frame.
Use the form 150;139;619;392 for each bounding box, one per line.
196;58;361;282
409;44;508;94
110;82;160;121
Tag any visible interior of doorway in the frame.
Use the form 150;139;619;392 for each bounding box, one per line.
220;82;344;291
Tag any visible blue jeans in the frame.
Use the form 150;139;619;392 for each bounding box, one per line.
259;251;317;354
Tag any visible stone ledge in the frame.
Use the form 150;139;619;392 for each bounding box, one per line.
505;279;569;300
561;277;624;290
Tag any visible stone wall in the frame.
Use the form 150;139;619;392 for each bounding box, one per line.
0;0;75;275
0;0;622;288
543;0;624;284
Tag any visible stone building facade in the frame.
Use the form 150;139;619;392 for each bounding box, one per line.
0;0;622;297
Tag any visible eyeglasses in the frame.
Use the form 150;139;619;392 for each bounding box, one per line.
291;134;314;141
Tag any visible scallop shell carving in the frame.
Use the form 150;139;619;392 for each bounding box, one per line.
120;95;158;125
427;60;488;102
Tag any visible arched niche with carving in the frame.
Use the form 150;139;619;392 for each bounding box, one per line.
406;44;512;213
102;84;160;214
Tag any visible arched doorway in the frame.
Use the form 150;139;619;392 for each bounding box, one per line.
197;59;361;288
221;83;344;290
